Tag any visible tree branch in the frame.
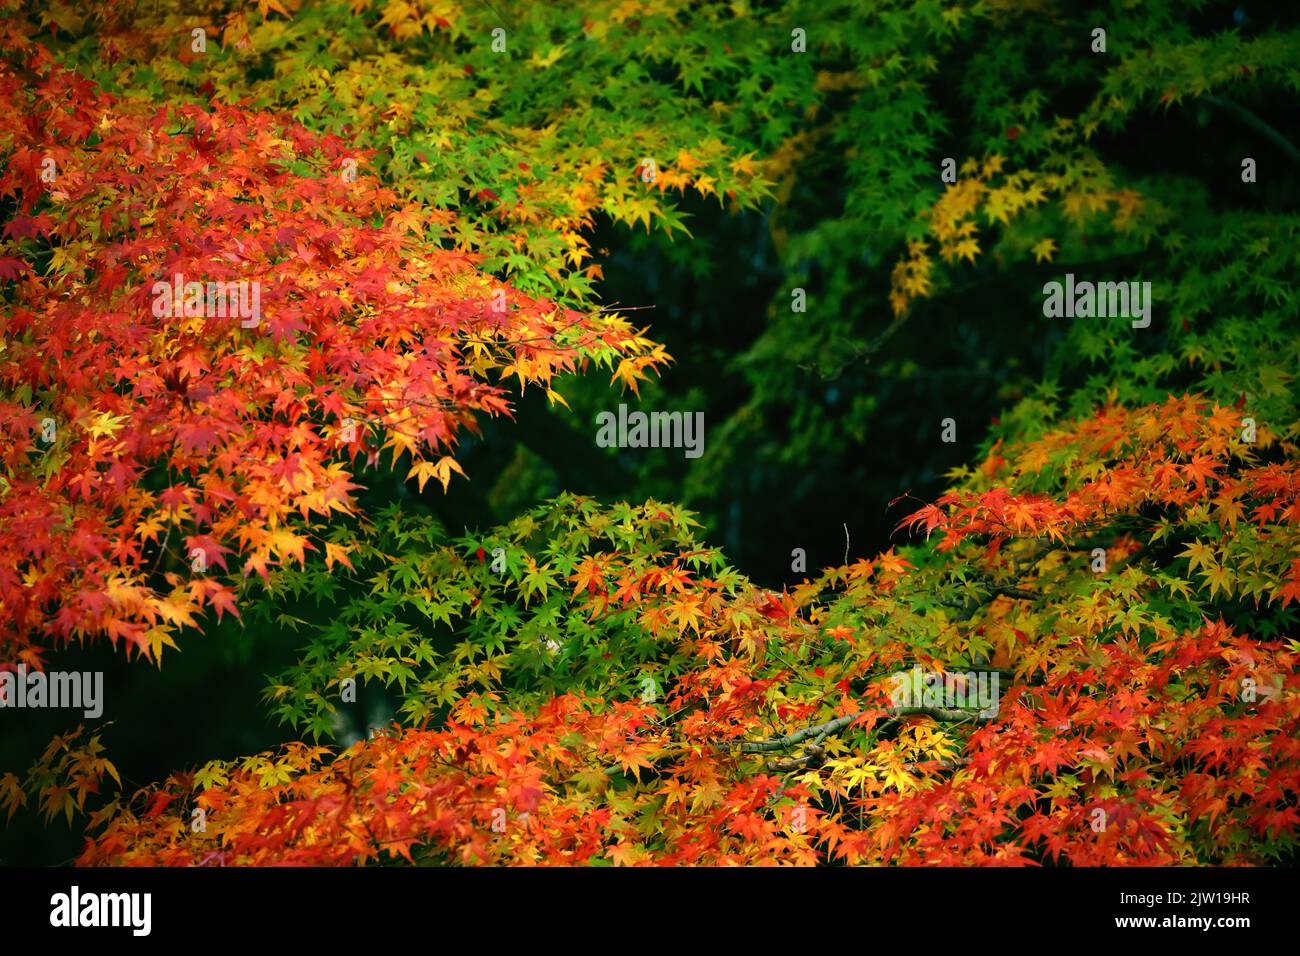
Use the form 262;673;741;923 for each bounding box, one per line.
1202;94;1300;163
942;580;1039;622
738;704;994;755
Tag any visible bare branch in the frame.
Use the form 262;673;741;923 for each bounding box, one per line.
1202;94;1300;162
738;704;994;755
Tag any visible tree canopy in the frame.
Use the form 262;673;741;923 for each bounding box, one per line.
1;0;1298;867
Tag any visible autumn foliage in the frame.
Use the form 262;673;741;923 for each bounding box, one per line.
2;0;1298;868
0;23;662;663
73;402;1300;865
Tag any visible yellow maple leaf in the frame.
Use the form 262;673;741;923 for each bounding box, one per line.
87;411;129;439
951;236;980;264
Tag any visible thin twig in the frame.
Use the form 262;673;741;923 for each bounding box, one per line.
1202;94;1300;162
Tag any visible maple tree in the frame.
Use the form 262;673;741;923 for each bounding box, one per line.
0;18;664;664
69;409;1300;864
1;0;1298;868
